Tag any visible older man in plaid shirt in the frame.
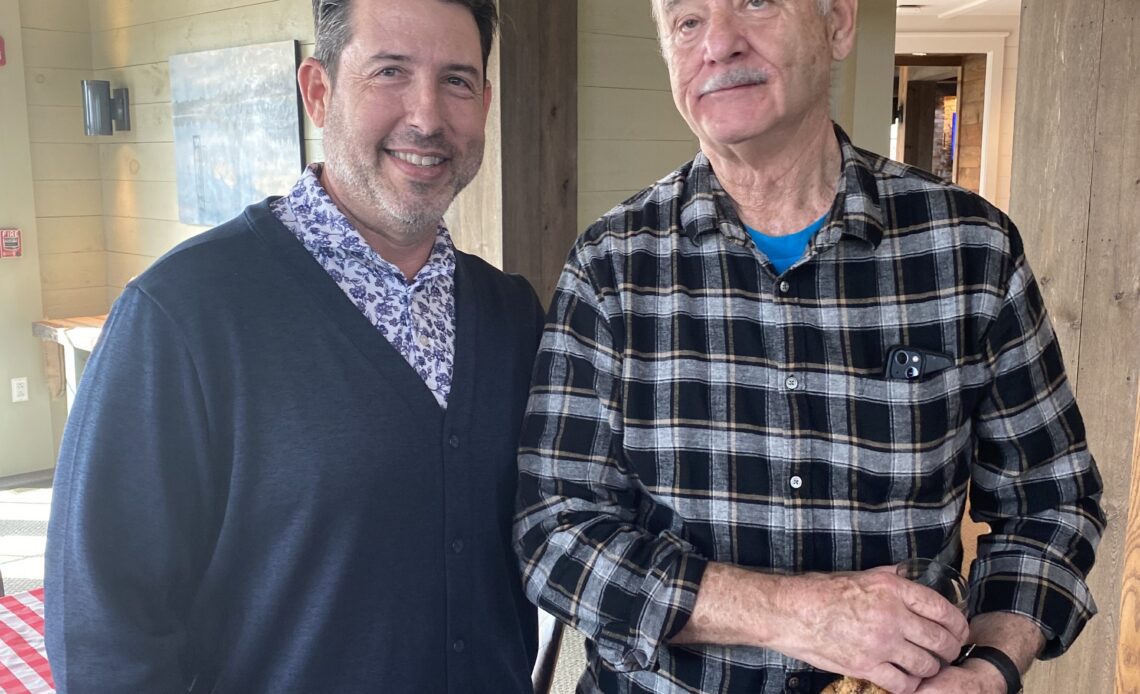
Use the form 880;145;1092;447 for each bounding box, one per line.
513;1;1106;693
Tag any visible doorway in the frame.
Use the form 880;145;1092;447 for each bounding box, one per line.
892;54;987;193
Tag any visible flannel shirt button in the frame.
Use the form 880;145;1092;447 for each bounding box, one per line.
778;280;791;293
785;375;800;390
451;538;465;553
452;638;466;652
786;674;800;689
789;475;803;490
449;434;460;448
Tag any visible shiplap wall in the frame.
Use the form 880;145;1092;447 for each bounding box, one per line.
20;0;107;319
87;0;315;305
576;0;698;232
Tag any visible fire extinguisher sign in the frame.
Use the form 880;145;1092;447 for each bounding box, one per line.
1;229;22;258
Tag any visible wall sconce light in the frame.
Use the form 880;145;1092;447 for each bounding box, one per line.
81;80;131;135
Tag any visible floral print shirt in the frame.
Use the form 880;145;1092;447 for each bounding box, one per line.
270;165;456;408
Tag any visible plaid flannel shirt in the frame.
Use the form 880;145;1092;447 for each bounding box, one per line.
513;127;1106;694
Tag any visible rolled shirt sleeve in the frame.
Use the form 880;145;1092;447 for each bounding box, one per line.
514;250;708;672
968;230;1107;657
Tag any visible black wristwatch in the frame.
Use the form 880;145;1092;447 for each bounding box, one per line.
954;643;1023;694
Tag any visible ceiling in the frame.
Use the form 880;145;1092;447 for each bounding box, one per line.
896;0;1022;18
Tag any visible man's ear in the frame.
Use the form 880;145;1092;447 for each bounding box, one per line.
828;0;859;63
482;79;494;118
298;56;333;128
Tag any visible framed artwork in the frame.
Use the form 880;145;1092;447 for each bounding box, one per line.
170;40;302;226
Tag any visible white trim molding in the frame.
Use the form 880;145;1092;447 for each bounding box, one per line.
895;32;1009;202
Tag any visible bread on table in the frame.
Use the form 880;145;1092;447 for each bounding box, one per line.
820;676;890;694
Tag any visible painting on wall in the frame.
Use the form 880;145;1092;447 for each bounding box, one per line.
170;40;302;227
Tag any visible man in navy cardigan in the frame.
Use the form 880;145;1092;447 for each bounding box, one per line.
45;0;542;691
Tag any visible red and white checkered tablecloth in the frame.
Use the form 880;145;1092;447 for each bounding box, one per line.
0;588;55;694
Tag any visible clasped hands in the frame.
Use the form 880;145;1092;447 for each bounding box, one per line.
767;567;1004;694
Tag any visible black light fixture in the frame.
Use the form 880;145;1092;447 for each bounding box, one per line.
81;80;131;136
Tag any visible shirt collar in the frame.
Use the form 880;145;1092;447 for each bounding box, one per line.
679;124;886;249
283;164;456;282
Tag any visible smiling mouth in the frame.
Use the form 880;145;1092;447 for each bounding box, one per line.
388;150;446;167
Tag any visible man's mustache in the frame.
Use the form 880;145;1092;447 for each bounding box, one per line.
700;67;770;96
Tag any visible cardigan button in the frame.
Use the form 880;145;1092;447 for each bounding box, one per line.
451;539;465;554
452;639;466;652
448;434;460;448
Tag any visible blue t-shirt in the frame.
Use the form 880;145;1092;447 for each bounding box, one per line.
746;212;828;274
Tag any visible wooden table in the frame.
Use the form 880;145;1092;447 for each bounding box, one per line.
0;588;54;693
32;315;107;413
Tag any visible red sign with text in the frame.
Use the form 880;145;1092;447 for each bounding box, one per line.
1;229;22;258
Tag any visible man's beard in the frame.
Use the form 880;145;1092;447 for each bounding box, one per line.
322;105;484;238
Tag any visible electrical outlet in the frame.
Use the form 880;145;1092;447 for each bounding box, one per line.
11;377;29;403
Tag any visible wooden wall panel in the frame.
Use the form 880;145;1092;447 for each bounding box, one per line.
87;0;269;31
579;139;697;194
955;55;985;193
1011;1;1140;692
39;252;106;291
20;0;107;324
24;67;90;107
578;0;656;38
1095;2;1140;689
1008;1;1102;379
20;27;91;69
30;143;101;181
19;0;92;33
579;32;669;90
1118;384;1140;693
576;0;698;234
491;0;578;303
36;217;104;255
27;106;90;144
83;0;313;278
90;4;310;70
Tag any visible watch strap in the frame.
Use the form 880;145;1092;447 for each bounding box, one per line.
955;644;1022;694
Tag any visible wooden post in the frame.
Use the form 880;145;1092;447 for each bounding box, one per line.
1010;1;1140;692
1118;383;1140;693
445;0;578;306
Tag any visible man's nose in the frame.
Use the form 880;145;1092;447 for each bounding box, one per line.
405;80;445;135
703;9;747;63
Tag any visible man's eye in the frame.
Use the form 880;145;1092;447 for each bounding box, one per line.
679;17;700;31
377;67;401;78
447;76;472;89
746;0;768;8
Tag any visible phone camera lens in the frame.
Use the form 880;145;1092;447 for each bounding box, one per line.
895;352;909;365
905;366;920;379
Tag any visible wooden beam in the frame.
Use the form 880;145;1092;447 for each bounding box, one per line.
894;55;965;67
445;0;577;306
499;0;578;304
1011;0;1140;692
1118;382;1140;693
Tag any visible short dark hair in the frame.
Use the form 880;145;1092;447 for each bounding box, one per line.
312;0;498;84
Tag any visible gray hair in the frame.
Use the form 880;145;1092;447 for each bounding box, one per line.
311;0;499;84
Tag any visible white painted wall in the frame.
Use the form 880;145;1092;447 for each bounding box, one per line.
0;0;60;476
576;0;698;231
831;0;898;157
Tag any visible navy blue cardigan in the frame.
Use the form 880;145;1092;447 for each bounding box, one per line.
45;201;543;693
